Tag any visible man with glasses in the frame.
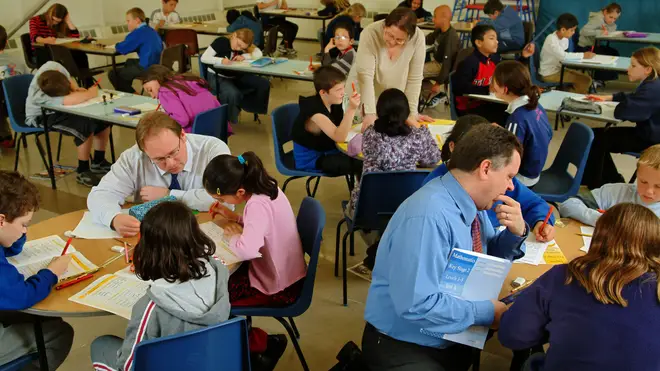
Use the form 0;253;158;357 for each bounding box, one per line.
87;112;231;237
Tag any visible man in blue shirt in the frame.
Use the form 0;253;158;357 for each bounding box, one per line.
362;124;528;370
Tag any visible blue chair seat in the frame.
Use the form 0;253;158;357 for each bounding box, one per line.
0;353;38;371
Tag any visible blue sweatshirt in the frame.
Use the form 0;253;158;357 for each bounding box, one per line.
481;6;524;51
0;234;57;311
499;265;660;370
115;23;163;69
423;163;555;228
505;99;552;179
228;16;263;48
613;77;660;144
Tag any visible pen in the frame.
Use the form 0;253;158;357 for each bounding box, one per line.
209;201;219;219
56;273;94;290
155;103;161;111
539;206;554;233
61;237;73;256
352;82;356;94
124;242;130;264
91;77;102;89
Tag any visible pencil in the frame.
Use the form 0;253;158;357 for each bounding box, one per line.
352;82;356;94
597;209;606;213
56;273;94;290
436;134;443;146
539;206;554;233
155;103;161;111
61;237;73;256
510;278;535;293
576;233;593;237
124;242;130;263
91;77;102;89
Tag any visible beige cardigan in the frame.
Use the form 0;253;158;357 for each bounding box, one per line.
356;20;426;116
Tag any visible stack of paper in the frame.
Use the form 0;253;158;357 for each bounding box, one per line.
71;211;127;239
199;222;258;265
580;226;595;252
582;55;619;65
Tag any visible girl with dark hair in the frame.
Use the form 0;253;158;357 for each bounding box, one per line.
141;65;222;133
492;60;552;188
90;201;230;371
397;0;432;22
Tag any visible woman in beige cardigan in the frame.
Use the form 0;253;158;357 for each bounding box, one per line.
356;7;432;130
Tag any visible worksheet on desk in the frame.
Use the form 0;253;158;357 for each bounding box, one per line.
69;274;150;319
581;55;619;64
199;222;259;265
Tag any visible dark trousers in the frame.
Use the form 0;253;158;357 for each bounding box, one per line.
575;45;620;81
108;59;144;93
582;127;653;189
316;152;363;178
362;323;475;371
457;102;510;127
210;73;270;123
265;17;299;48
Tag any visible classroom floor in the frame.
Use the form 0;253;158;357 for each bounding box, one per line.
3;40;639;371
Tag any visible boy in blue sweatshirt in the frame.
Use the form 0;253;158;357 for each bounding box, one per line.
482;0;525;53
109;7;163;93
0;171;74;370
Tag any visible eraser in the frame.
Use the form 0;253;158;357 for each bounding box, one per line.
511;277;526;288
111;246;125;254
64;231;75;238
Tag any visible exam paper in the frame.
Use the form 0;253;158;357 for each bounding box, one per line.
131;103;160;112
199;222;259;265
16;252;98;281
581;55;619;65
72;211;121;239
69;274;150;319
514;236;550;265
580;226;594;253
7;236;75;266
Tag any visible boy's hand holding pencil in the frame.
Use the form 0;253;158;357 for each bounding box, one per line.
48;255;73;277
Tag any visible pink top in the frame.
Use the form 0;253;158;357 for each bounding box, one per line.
229;189;307;295
158;80;221;133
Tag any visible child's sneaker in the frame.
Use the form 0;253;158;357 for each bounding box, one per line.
277;45;288;55
286;48;297;56
76;171;101;187
347;262;372;282
90;159;112;174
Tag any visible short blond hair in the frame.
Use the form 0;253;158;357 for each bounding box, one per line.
127;7;146;22
345;3;367;18
135;112;182;151
632;47;660;80
638;144;660;170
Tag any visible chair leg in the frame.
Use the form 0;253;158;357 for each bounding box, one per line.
14;134;22;171
22;135;27;148
40;113;57;190
342;229;351;306
282;176;303;193
288;317;300;339
310;177;321;197
274;317;309;371
34;135;51;176
109;127;116;162
56;132;63;162
630;170;638;183
253;113;261;124
335;218;347;277
472;348;481;371
305;176;321;198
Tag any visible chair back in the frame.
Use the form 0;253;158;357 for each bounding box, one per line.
192;104;229;143
522;21;534;46
198;56;209;82
263;25;280;57
373;13;388;22
448;71;458;120
133;317;251;371
164;29;199;56
452;47;474;73
534;122;594;202
20;34;38;71
270;103;299;171
353;171;430;230
161;44;187;73
2;74;34;131
294;197;326;312
48;44;82;78
0;353;39;371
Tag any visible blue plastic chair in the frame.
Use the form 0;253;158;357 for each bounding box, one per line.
192;104;229;143
2;75;58;189
132;317;251;371
624;151;641;183
533;122;594;203
0;354;39;371
230;197;326;371
335;171;430;306
529;47;561;91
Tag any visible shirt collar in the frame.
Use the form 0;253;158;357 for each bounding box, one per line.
154;137;194;176
473;49;492;65
339;45;353;56
440;171;478;226
506;95;529;114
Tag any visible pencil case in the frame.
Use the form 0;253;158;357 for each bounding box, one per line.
129;196;177;221
114;106;141;115
623;32;648;38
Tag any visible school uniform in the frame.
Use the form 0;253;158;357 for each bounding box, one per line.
539;32;592;94
582;77;660;189
0;234;74;370
291;94;362;176
28;14;90;75
504;96;552;187
109;23;163;93
321;46;356;76
481;6;524;53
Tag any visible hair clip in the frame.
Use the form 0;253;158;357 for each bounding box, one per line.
237;154;247;165
216;188;221;195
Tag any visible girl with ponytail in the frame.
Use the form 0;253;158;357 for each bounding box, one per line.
492;60;552;188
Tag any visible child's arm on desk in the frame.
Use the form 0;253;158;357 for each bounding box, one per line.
63;86;98;106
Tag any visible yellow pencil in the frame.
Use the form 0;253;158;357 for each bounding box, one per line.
576;233;593;237
436;134;444;147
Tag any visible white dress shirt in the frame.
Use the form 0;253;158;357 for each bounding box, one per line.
87;134;230;227
539;32;584;77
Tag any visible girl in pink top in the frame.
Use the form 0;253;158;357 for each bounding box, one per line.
142;65;226;134
203;151;307;304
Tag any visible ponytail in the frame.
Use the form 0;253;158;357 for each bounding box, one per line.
493;60;541;110
203;152;279;200
524;85;542;110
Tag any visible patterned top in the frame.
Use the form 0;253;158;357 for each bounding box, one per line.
29;15;80;49
349;125;441;209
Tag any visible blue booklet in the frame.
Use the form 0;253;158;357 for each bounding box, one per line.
427;249;512;349
250;57;288;68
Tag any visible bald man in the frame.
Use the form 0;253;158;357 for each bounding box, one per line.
424;5;460;82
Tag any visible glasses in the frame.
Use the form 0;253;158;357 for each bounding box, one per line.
334;35;350;41
384;29;406;45
150;138;181;164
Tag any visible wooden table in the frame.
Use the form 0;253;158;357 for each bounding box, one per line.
419;21;475;33
34;38;122;75
160;21;229;36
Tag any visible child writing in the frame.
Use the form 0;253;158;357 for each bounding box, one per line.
499;203;660;370
482;0;524;53
583;46;660;189
149;0;181;30
201;28;269;128
576;3;622;84
0;171;73;370
539;13;595;94
560;144;660;226
204;152;305;369
226;9;263;48
292;66;363;178
492;60;552;187
90;201;230;371
141;65;222;134
322;22;357;76
109;8;163;93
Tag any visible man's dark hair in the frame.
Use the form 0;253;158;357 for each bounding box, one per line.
38;70;72;97
313;65;346;93
334;21;354;39
447;125;523;172
385;7;417;38
133;201;216;283
226;9;240;25
0;26;7;52
556;13;579;30
471;24;496;48
0;171;39;222
483;0;504;15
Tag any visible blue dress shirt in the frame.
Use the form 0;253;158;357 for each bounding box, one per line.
364;171;527;348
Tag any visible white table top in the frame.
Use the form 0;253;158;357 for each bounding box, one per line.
596;32;660;45
208;59;315;81
562;56;630;72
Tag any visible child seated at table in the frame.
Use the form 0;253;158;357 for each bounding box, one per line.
481;0;524;53
397;0;432;23
292;66;363;178
0;171;74;370
90;201;230;371
576;3;622;84
499;203;660;370
492;60;552;187
141;65;222;134
204;151;304;370
322;22;356;76
200;28;269;128
560;144;660;226
109;8;163;93
256;0;299;55
539;13;595;94
226;9;263;48
149;0;181;30
323;3;366;46
26;61;111;187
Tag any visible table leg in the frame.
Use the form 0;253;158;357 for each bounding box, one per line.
40;108;57;190
559;65;565;90
319;19;327;55
33;319;49;371
111;55;118;79
109;127;116;162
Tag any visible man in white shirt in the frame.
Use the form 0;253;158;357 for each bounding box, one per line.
539;13;595;94
87;112;230;236
150;0;181;30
